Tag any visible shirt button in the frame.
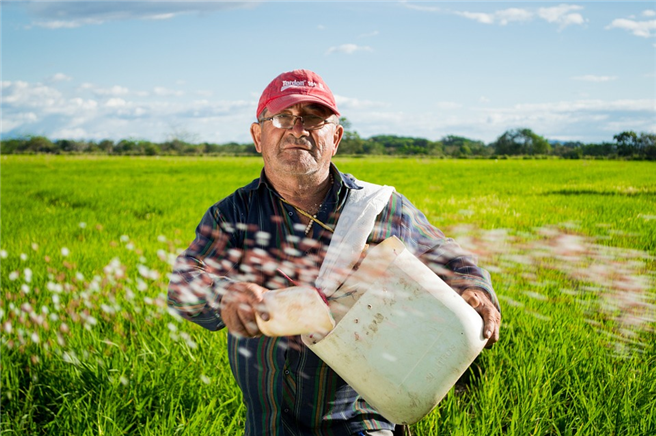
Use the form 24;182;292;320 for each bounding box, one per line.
284;408;290;413
284;370;290;375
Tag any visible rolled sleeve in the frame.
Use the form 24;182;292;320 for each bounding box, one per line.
167;205;238;331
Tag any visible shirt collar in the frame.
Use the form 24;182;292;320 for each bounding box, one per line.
246;163;363;193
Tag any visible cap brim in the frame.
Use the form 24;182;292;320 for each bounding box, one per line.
264;95;340;117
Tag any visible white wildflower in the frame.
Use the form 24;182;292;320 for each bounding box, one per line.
23;268;33;283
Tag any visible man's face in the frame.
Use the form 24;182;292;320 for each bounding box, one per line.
250;103;344;178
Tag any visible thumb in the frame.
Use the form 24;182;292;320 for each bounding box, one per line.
461;289;482;308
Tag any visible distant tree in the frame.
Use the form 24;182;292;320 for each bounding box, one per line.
363;141;386;155
336;117;366;155
441;135;487;157
56;139;85;153
613;131;639;157
638;132;656;160
114;138;156;155
25;136;57;153
98;139;115;154
367;135;440;155
582;142;616;157
492;128;551;155
0;138;26;154
143;142;160;156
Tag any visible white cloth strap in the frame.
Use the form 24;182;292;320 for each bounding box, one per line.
316;180;395;296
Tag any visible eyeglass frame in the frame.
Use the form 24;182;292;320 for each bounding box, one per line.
258;113;339;131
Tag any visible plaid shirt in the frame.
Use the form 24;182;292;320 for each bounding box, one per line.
168;165;498;436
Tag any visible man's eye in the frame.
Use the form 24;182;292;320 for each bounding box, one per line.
276;114;294;120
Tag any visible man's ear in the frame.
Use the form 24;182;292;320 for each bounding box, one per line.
331;124;344;156
250;122;263;154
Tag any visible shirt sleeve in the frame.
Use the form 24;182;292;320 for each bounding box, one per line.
167;203;239;331
371;192;500;312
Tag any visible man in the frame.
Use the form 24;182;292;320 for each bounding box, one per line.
168;69;501;436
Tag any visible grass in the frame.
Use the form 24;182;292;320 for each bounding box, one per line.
1;155;655;435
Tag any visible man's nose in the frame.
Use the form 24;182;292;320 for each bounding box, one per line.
290;116;309;135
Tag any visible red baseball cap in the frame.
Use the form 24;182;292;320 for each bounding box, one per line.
256;69;340;119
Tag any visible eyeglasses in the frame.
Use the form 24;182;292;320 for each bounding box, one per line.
258;114;336;130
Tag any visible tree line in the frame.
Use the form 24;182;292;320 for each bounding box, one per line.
1;118;654;160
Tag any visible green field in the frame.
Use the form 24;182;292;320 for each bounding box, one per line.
2;155;655;435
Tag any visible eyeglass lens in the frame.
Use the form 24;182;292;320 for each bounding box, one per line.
273;115;325;130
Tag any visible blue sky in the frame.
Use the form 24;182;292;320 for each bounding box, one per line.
2;1;655;144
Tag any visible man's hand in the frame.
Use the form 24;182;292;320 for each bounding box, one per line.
221;282;269;338
461;288;501;348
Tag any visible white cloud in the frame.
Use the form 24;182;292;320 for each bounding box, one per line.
51;127;89;139
538;4;586;29
453;5;586;29
4;79;653;145
22;1;260;29
153;87;184;97
2;80;63;107
508;99;654;113
46;73;73;83
606;18;656;38
455;8;533;26
400;2;441;13
32;18;104;29
643;10;656;18
334;95;389;110
92;85;130;96
0;78;256;142
105;98;128;108
572;75;618;82
148;13;176;21
346;97;655;144
325;44;373;55
1;112;39;132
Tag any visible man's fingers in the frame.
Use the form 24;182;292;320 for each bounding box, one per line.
255;301;270;321
220;283;268;338
479;304;501;347
461;289;501;347
237;303;261;337
461;290;482;309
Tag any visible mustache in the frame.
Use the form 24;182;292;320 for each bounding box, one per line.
283;137;314;148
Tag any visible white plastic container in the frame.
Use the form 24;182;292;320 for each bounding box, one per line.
302;236;487;425
255;286;335;337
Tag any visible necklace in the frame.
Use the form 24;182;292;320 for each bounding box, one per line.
279;173;335;236
280;197;335;235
